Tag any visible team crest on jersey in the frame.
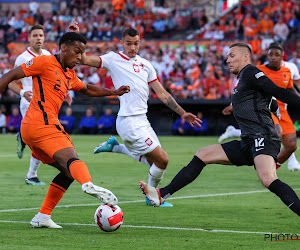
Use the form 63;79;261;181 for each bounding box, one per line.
283;73;286;78
133;64;140;73
255;72;265;79
26;59;33;68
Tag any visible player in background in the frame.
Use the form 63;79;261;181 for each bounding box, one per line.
8;25;50;185
80;28;201;207
219;43;300;171
140;43;300;218
0;32;130;228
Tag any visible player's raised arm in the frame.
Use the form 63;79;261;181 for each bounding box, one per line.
0;67;26;93
79;83;130;97
150;79;201;127
255;74;300;106
80;53;102;68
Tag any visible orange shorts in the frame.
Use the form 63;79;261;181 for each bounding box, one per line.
271;110;295;135
21;123;75;164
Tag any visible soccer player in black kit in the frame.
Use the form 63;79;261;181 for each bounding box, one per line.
139;42;300;217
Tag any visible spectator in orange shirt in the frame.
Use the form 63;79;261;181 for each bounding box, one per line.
205;85;219;100
135;0;145;15
243;13;257;40
260;14;274;35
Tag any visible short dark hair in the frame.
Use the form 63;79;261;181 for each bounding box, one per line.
122;28;140;39
29;24;44;35
59;32;87;49
229;42;252;54
268;42;283;52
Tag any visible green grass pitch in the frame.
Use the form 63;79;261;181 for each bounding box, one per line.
0;134;300;249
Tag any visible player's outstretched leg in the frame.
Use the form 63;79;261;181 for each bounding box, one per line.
16;131;26;159
68;158;118;205
94;136;119;154
82;182;118;205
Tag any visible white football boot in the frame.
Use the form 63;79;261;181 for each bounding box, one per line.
218;125;235;143
82;182;118;205
139;181;164;207
288;162;300;172
30;214;62;228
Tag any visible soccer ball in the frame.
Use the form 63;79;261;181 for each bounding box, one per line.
94;204;124;232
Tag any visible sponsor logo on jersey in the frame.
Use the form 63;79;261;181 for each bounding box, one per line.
255;72;265;79
26;59;33;68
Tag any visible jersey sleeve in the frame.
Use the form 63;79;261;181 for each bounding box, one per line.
69;72;85;91
99;52;114;69
146;60;158;83
251;66;300;106
20;56;47;77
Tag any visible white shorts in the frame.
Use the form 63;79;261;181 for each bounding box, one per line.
116;114;161;156
20;98;30;118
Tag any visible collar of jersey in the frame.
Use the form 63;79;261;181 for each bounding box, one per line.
27;47;40;58
118;51;136;61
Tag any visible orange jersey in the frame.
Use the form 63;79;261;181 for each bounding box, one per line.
21;55;84;125
257;64;292;111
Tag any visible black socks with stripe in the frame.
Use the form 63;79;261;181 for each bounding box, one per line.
160;156;206;199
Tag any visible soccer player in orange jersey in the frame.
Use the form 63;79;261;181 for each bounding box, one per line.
258;42;300;170
0;32;130;228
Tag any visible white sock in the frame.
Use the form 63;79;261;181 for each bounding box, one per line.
27;155;41;178
148;164;165;188
230;128;242;137
288;153;299;166
113;144;151;167
37;212;50;220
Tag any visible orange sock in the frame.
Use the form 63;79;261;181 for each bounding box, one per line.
69;159;92;184
40;183;66;215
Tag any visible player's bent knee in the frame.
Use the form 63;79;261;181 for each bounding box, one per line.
260;177;276;188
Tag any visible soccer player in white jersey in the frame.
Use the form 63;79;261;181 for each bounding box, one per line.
80;28;201;207
281;60;300;171
8;24;51;185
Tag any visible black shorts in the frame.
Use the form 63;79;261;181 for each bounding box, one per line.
221;138;281;166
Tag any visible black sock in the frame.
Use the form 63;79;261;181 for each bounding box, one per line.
160;156;206;199
52;172;74;190
268;179;300;216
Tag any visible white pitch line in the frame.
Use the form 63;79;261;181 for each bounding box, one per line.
2;188;300;213
0;152;94;158
0;220;286;235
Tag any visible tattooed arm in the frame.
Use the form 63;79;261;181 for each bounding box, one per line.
150;80;201;127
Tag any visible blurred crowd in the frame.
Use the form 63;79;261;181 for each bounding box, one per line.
0;0;207;51
200;0;300;43
0;0;300;103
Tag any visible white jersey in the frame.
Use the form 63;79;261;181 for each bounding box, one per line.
100;51;157;116
14;47;51;103
282;61;300;81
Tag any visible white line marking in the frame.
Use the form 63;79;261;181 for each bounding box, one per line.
2;188;300;213
0;152;94;158
0;220;286;235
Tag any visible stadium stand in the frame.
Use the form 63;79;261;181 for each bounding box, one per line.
0;0;299;135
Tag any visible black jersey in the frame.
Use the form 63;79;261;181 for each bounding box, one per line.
231;64;280;140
